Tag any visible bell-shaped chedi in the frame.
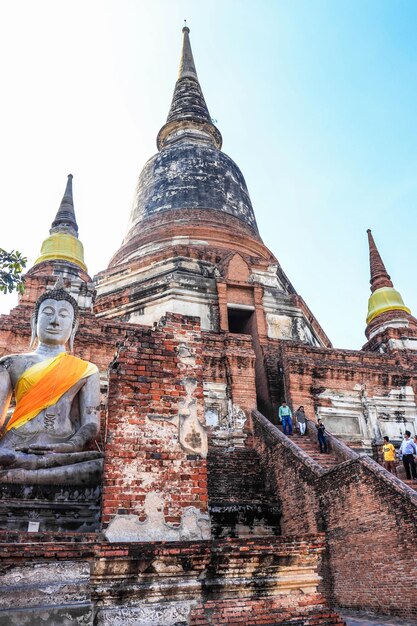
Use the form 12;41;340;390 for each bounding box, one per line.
95;27;330;350
108;25;259;272
20;175;95;310
364;229;417;351
34;174;87;272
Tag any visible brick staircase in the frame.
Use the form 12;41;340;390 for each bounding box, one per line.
279;427;341;471
207;444;281;537
286;426;417;491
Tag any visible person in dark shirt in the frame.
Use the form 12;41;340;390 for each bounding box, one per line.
316;419;327;453
399;431;417;481
295;406;307;436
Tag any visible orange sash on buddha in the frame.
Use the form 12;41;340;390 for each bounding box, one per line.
5;352;98;433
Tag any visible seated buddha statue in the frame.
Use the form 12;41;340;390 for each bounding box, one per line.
0;280;103;485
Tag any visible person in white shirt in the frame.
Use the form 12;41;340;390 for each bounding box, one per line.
398;431;417;481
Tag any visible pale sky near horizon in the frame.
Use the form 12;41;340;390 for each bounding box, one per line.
1;0;417;350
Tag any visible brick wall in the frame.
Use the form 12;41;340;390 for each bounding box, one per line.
273;340;417;418
252;410;417;620
190;598;344;625
102;313;208;530
94;537;343;626
202;330;257;423
0;532;344;625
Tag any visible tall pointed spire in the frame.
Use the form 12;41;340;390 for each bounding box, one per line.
51;174;78;236
157;26;222;150
178;26;198;80
365;229;410;326
33;174;87;272
367;229;392;292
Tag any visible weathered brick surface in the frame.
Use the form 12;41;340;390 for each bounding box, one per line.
252;410;417;620
190;599;345;625
207;443;281;537
202;331;257;415
102;313;208;526
104;210;267;271
0;532;344;625
2;289;414;622
266;339;417;425
208;446;271;505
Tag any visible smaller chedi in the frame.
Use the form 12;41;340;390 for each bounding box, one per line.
0;279;102;484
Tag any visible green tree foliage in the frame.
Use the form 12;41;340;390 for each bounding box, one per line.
0;249;27;295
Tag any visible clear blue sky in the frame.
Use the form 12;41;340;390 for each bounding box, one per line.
1;0;416;349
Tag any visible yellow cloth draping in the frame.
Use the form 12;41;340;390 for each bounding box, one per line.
5;352;98;432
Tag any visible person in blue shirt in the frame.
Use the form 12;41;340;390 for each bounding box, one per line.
398;430;417;481
278;401;292;436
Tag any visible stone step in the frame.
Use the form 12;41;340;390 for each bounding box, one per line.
280;430;341;471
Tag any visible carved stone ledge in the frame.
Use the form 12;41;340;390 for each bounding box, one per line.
0;483;101;532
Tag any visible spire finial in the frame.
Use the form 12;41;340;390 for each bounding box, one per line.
365;229;412;327
32;174;87;272
178;22;196;79
156;26;222;150
51;173;78;236
367;229;393;292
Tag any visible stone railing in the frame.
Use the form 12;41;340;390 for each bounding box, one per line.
252;410;324;475
251;409;417;621
304;418;358;463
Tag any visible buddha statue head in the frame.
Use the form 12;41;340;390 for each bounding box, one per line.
30;278;79;352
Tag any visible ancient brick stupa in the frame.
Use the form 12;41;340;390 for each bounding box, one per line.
0;26;416;626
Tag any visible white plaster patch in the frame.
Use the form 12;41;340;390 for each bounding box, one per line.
104;492;210;542
266;314;293;340
203;382;228;429
176;343;196;367
316;388;366;440
250;266;286;289
95;601;196;626
0;561;91;611
137;471;156;489
96;254;218;330
388;337;417;351
129;294;213;330
367;317;410;341
203;380;247;447
205;409;219;427
317;385;417;444
178;377;208;457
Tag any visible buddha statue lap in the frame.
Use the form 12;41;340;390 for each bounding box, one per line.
0;281;103;485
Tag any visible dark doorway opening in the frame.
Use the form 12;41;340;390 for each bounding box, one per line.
227;308;254;334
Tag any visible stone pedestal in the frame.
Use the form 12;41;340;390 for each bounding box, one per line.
0;560;93;626
0;484;101;532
